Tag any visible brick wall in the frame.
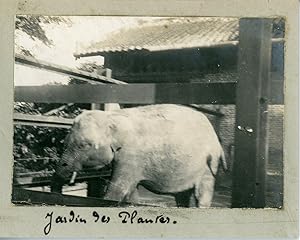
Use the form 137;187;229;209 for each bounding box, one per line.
200;104;284;171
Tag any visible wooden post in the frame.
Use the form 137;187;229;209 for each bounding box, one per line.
231;19;272;208
87;178;107;198
50;173;63;193
214;106;222;136
88;68;106;197
91;103;102;110
104;68;121;111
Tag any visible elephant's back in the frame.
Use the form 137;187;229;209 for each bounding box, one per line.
119;104;211;126
120;105;221;186
120;104;216;139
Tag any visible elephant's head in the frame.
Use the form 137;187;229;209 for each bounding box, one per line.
53;111;118;185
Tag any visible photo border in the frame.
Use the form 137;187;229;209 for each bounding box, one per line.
0;0;298;238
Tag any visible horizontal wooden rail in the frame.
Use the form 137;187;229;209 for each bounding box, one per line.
15;83;236;104
14;168;111;188
12;188;154;207
14;113;73;128
15;54;126;85
15;170;55;177
14;157;58;162
13;106;223;130
15;82;283;104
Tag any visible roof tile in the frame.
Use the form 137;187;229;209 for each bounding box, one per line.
75;17;282;57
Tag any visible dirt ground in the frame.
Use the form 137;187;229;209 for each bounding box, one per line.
27;151;282;208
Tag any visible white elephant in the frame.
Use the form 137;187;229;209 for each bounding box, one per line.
53;104;227;207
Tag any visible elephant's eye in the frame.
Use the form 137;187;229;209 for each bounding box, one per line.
79;142;92;148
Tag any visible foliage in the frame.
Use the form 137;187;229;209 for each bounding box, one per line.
69;61;104;84
13;101;91;174
14;67;100;174
16;15;70;46
13;63;103;174
15;15;71;57
14;15;76;174
13;16;104;175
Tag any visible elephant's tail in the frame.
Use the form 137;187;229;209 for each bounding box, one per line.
217;136;228;173
220;148;228;173
206;149;228;179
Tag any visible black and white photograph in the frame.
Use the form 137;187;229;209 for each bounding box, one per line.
12;16;285;209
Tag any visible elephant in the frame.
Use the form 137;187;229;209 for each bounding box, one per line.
52;104;227;208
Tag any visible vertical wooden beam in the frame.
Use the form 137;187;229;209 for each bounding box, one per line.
232;19;272;208
91;68;105;110
88;68;108;197
104;69;121;111
50;173;63;193
214;106;222;136
91;103;102;110
88;68;119;198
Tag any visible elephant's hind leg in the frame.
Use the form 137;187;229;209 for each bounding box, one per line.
175;188;194;207
194;168;216;208
124;187;139;204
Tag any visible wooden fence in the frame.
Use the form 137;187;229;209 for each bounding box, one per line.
14;113;73;128
13;18;283;208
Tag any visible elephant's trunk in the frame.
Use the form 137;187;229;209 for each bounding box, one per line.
52;147;82;189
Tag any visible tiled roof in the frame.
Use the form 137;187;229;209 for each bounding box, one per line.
74;18;239;57
74;17;284;58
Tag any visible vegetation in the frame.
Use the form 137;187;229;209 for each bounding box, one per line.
15;15;71;57
13;102;87;173
14;15;92;174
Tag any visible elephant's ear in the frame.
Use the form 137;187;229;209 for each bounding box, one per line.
63;132;73;148
108;121;118;132
107;117;123;153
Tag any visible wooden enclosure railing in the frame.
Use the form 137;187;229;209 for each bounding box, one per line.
14;82;283;105
14;113;73;128
14;167;111;188
13;57;231;201
15;53;126;85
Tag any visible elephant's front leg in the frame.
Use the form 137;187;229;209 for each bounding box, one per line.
104;163;140;203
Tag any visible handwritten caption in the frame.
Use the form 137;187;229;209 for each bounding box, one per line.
44;210;177;235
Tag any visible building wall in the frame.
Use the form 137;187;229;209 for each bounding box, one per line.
104;46;238;83
201;104;284;172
